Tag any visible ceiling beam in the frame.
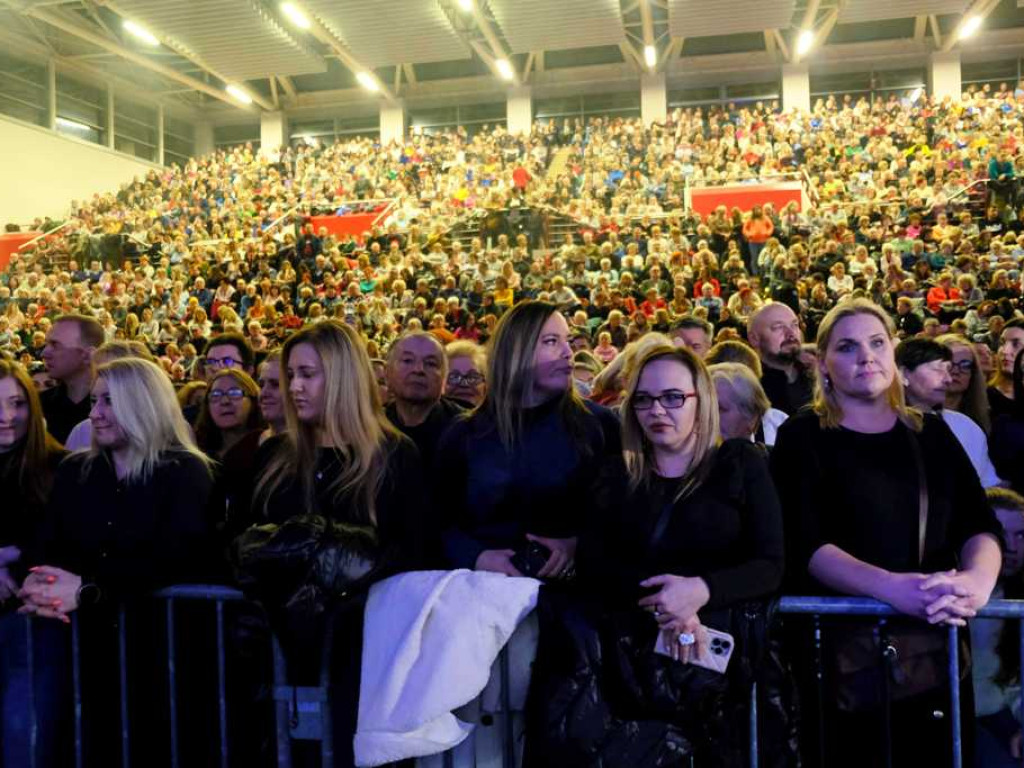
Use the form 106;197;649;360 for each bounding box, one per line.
800;0;821;31
269;76;279;108
913;15;927;44
660;36;683;66
523;51;535;80
294;4;396;101
535;50;544;73
23;6;260;112
929;15;943;48
102;0;274;110
771;28;790;61
403;63;416;84
278;75;297;99
440;0;519;85
942;0;1002;52
619;41;644;71
639;0;655;49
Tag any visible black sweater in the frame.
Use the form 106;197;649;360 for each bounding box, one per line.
771;410;1002;594
30;449;214;601
436;395;621;570
577;439;784;612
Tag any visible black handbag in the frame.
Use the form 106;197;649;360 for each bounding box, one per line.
830;429;966;713
232;513;381;617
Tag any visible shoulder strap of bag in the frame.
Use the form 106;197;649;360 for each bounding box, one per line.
906;427;929;567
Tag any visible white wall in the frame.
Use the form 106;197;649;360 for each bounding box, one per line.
0;114;161;225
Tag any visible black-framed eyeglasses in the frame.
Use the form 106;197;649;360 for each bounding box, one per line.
950;360;975;373
631;391;696;411
209;387;246;401
204;356;239;370
447;372;485;386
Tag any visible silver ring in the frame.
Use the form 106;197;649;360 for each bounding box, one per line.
653;609;662;617
678;632;696;646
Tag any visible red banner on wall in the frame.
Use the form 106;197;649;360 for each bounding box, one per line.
0;232;42;271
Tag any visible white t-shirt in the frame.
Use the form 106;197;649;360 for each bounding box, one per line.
942;409;1003;488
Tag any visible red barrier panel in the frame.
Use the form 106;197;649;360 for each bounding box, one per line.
689;181;803;218
0;232;42;271
310;206;388;239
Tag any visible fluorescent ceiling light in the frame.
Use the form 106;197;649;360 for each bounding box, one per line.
959;15;982;39
644;45;656;68
356;71;380;92
280;2;311;30
458;0;473;10
226;85;253;104
122;19;159;46
796;28;815;56
496;58;514;80
56;117;91;132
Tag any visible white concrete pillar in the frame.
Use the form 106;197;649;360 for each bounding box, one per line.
157;104;165;166
195;122;215;157
380;100;406;146
46;59;56;130
782;63;810;114
930;51;962;103
260;110;288;160
106;83;115;149
507;85;532;135
641;71;667;126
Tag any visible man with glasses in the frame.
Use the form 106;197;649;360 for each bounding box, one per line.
40;314;104;443
896;338;1003;488
385;331;465;465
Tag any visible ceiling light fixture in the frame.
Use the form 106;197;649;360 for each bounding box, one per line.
908;87;923;102
796;28;815;56
226;84;253;104
56;117;91;132
123;19;159;46
644;45;657;68
280;2;311;30
356;71;380;92
458;0;474;10
496;58;514;80
959;15;982;40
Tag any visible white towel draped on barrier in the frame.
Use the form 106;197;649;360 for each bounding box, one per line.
354;569;540;767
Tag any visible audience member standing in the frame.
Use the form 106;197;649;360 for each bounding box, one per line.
747;304;813;415
39;314;103;443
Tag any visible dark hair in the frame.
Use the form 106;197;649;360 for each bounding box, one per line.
669;316;713;338
194;369;263;455
54;313;104;349
894;338;952;371
203;333;255;370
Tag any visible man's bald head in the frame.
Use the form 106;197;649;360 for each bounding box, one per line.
748;303;803;367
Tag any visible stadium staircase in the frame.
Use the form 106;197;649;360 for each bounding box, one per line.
545;146;575;182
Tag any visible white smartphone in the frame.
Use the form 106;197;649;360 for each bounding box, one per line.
653;627;736;674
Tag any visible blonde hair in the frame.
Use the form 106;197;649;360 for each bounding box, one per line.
254;320;400;524
620;344;720;501
87;358;211;482
813;298;922;431
709;362;771;423
445;340;487;371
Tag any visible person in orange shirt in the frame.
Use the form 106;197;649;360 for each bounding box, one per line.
926;272;963;316
741;205;774;277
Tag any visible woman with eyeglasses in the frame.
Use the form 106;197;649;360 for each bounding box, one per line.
938;334;992;435
444;341;487;406
527;343;784;766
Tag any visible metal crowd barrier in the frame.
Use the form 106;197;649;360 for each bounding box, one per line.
10;589;1024;767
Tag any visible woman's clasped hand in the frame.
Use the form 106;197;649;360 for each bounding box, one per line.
17;565;80;623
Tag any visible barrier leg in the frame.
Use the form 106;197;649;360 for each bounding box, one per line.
118;606;130;768
26;618;36;768
272;636;293;768
166;600;179;768
216;600;229;768
749;682;758;768
948;625;961;768
72;617;82;768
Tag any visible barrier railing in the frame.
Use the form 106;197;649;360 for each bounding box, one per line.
10;589;1024;767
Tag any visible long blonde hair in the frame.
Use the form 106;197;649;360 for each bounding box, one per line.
86;358;211;482
254;320;400;524
620;344;720;501
813;298;922;431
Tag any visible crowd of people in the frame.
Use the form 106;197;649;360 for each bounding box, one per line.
3;82;1024;767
